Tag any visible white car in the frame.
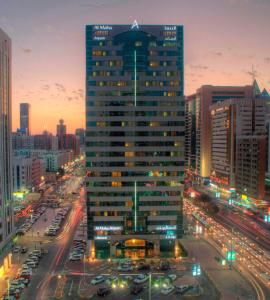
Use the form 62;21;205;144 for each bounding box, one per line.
91;275;105;285
168;274;177;282
69;253;82;261
133;274;149;284
161;285;175;295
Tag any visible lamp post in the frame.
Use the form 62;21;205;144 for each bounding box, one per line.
149;273;152;300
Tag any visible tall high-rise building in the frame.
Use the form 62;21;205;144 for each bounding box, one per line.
0;28;13;253
185;85;253;180
86;24;185;259
56;119;66;137
210;97;266;199
20;103;31;135
75;128;85;145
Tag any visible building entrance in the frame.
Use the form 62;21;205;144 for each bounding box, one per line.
115;239;154;259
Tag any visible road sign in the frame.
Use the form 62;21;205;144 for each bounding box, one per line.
226;251;236;261
192;263;201;276
264;215;270;222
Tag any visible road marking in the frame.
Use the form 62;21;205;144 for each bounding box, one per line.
68;280;73;296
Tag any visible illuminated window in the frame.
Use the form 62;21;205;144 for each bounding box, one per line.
150;61;158;67
145;81;149;87
170;80;179;86
125;200;133;207
125;152;134;157
92;50;103;56
135;41;142;47
97;121;105;127
112;181;122;187
95;61;100;66
117;81;126;87
164;91;176;97
112;171;121;177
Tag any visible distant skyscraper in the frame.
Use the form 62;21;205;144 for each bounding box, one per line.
0;28;13;251
56;119;66;137
75;128;85;145
20;103;31;135
86;24;185;259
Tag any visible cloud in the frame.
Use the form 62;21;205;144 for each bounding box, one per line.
211;51;223;57
265;57;270;63
189;64;208;70
41;84;50;91
55;83;66;93
22;48;31;54
72;88;84;99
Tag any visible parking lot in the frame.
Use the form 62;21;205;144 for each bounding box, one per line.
47;259;219;300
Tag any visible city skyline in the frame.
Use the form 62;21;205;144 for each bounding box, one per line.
0;0;270;133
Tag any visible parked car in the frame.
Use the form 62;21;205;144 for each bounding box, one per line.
131;286;144;295
133;274;149;284
161;285;175;295
21;247;28;253
91;276;105;285
168;274;177;282
97;287;112;297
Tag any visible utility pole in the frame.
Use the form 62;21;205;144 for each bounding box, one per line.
149;273;152;300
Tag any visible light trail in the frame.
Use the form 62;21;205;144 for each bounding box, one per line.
185;198;270;297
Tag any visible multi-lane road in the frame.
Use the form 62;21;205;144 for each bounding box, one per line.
185;198;270;300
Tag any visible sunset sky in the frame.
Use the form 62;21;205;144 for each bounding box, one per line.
0;0;269;134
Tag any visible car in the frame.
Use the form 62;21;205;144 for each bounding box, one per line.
91;276;105;285
69;254;82;261
16;229;25;236
175;285;192;295
18;277;30;286
105;275;118;286
13;246;21;253
133;274;149;284
168;274;177;282
8;286;21;296
2;295;16;300
97;287;112;297
21;247;28;253
161;285;175;295
32;250;42;257
131;286;144;295
28;255;39;263
118;264;133;271
25;261;37;268
10;281;25;291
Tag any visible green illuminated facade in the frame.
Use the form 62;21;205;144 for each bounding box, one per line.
85;24;184;258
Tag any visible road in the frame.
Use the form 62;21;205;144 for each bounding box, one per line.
21;188;84;300
185;199;270;300
194;185;270;251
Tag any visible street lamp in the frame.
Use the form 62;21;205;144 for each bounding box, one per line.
149;273;152;300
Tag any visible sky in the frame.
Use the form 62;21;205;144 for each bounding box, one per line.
0;0;270;134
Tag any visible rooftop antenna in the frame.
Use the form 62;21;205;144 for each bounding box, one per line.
251;64;257;82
